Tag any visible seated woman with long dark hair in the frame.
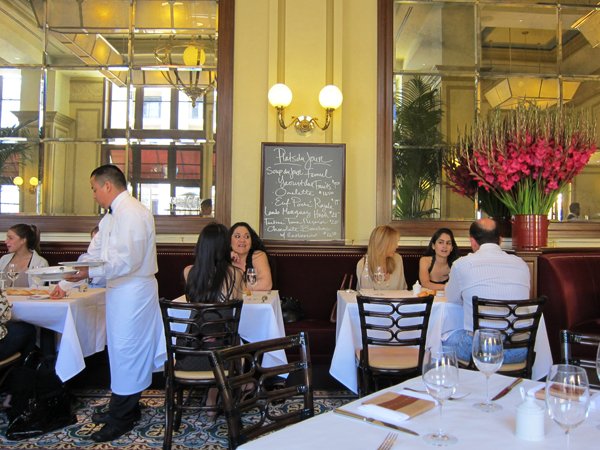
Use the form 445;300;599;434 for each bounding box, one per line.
229;222;273;291
181;223;245;419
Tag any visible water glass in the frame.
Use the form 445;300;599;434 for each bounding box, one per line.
422;347;459;447
546;364;590;450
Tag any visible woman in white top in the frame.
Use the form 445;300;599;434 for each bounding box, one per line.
0;224;48;288
356;225;407;291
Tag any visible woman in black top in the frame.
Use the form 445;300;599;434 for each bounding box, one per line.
419;228;460;290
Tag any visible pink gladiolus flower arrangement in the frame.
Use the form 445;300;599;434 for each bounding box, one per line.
454;102;597;215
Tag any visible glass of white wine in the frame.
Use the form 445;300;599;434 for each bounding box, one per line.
7;263;19;288
30;266;43;298
246;268;258;300
472;328;504;412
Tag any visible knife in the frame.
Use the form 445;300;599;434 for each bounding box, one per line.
333;408;419;436
492;378;523;401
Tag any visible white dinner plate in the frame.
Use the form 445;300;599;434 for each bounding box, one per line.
26;266;78;282
58;260;104;268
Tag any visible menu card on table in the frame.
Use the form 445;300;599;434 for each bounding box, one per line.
358;392;435;424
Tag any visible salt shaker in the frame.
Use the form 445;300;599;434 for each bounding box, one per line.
412;280;422;296
515;395;544;441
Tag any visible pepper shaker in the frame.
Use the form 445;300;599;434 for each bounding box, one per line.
515;395;545;441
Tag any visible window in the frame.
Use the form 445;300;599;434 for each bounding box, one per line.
378;0;600;236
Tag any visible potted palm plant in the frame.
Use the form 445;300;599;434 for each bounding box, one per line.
393;77;445;219
0;120;34;185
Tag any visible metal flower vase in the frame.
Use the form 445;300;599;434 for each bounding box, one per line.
511;215;548;249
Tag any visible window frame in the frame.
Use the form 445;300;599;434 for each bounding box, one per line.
0;0;233;234
377;0;600;240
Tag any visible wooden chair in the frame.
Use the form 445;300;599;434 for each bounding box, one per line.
356;294;434;397
459;296;547;379
159;298;243;450
560;329;600;389
209;332;314;450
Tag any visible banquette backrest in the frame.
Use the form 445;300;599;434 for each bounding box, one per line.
538;252;600;361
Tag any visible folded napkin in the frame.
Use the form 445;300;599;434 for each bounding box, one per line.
357;392;435;425
532;383;599;409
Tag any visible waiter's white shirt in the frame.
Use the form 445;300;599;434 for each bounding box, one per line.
86;190;166;395
445;243;530;332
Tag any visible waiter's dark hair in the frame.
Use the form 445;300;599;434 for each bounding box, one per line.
186;222;241;303
91;165;127;189
469;220;500;245
10;223;41;254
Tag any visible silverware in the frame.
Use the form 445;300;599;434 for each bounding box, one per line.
492;378;523;401
333;408;419;436
403;387;470;401
376;432;398;450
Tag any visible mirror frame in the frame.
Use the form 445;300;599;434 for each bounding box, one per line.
377;0;600;240
0;0;234;235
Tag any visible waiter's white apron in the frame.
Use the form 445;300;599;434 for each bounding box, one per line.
105;275;166;395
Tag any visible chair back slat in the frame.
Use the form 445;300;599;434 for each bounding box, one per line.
210;332;314;450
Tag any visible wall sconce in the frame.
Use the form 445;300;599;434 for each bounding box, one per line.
13;176;39;194
268;84;343;136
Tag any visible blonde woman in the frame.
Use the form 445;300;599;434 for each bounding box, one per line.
356;225;407;291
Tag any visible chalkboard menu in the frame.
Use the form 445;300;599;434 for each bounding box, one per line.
260;142;346;242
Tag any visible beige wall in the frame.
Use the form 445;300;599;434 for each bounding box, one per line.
232;0;377;245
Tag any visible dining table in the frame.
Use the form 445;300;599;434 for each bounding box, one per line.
330;289;553;393
171;290;288;368
8;288;107;382
238;368;599;450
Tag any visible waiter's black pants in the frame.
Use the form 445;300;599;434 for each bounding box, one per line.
106;392;142;429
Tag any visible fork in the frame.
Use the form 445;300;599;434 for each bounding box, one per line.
403;387;470;401
376;432;398;450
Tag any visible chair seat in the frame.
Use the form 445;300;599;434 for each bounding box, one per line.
458;358;527;372
0;352;21;366
174;370;215;380
357;347;420;370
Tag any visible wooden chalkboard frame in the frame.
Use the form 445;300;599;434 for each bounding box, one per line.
260;142;346;243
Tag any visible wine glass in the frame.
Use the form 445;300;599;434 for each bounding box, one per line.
30;266;42;298
422;347;459;447
472;328;504;412
6;263;19;288
374;266;385;295
546;364;590;450
246;268;257;300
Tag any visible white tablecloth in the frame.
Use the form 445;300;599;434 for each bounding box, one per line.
9;288;107;382
171;290;287;368
330;290;553;393
239;369;598;450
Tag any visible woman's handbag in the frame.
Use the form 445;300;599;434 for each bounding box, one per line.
6;352;77;440
280;296;306;323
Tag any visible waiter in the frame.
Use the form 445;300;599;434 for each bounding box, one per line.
51;164;166;442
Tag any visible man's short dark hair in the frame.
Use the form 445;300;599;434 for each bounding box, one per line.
201;199;212;209
91;165;127;189
469;220;500;245
569;202;580;213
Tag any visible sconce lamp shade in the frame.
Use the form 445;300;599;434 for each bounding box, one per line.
319;85;343;109
13;176;23;186
29;177;39;187
182;46;206;66
268;83;293;108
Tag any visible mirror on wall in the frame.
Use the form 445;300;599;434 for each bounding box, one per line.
0;0;219;220
391;1;600;223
